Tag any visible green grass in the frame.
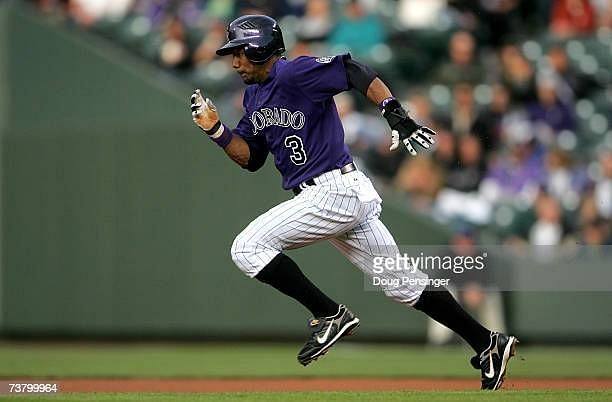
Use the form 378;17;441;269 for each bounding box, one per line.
0;343;612;379
1;343;611;401
1;391;612;402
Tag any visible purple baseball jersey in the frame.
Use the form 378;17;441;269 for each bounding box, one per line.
233;55;353;190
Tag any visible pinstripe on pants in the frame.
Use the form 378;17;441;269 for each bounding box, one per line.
230;169;428;305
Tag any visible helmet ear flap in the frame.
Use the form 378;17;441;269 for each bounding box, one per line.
243;35;285;64
244;44;283;64
243;45;267;65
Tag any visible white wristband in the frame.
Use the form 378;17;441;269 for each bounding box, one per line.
209;123;224;139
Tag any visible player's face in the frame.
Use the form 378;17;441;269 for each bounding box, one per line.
231;48;266;84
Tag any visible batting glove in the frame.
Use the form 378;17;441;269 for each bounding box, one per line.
381;98;436;155
190;89;221;134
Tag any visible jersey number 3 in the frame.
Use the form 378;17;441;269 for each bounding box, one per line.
284;135;307;165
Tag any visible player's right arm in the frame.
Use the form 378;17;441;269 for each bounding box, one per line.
343;57;436;155
190;89;267;171
286;56;435;156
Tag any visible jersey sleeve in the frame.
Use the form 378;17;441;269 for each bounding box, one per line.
233;93;269;172
285;55;351;103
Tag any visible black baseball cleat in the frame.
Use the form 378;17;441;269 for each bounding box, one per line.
297;304;360;366
471;332;519;390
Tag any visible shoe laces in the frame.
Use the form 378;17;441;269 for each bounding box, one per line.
307;305;344;327
309;319;321;327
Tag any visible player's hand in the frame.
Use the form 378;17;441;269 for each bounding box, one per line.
381;98;436;155
389;126;437;155
190;89;219;132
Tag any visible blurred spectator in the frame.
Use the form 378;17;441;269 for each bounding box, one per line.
157;16;192;70
431;126;457;171
594;149;612;219
577;190;602;227
203;0;236;21
593;0;612;27
405;91;434;125
193;20;227;66
579;217;611;244
336;93;364;151
550;0;597;38
546;45;600;99
448;134;487;193
174;1;207;28
432;30;484;87
528;191;566;245
396;0;447;29
476;0;529;46
328;0;385;58
295;0;332;42
481;115;545;206
363;142;408;181
434;135;492;225
448;82;478;135
289;39;314;58
395;157;444;212
335;93;402;180
335;93;387;153
135;1;186;27
472;83;511;153
448;0;536;40
446;0;480;31
68;0;133;26
499;43;536;104
544;149;582;209
236;0;293;17
527;72;576;138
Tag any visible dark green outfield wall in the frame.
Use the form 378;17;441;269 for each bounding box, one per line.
0;0;8;335
1;2;611;341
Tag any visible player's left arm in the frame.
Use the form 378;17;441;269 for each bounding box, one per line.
344;57;436;155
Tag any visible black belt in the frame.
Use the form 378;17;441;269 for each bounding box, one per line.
292;162;357;196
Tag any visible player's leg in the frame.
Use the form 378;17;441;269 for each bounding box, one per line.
231;192;348;317
330;214;518;389
254;252;360;367
231;179;369;277
329;217;491;350
427;284;458;345
230;186;364;365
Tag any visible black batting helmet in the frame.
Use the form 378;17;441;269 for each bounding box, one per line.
216;15;285;64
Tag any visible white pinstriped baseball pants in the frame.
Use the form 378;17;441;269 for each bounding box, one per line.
230;168;428;305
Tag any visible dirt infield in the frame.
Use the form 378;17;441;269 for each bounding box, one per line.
51;378;612;392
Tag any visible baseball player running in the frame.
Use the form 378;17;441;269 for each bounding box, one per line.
190;15;518;390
